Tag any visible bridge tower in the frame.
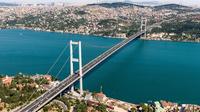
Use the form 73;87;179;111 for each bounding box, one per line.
141;17;147;39
70;40;83;95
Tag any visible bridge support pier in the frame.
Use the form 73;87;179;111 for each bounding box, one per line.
69;40;83;95
141;17;147;39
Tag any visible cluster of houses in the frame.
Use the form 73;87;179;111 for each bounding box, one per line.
79;91;200;112
0;74;58;89
1;75;13;86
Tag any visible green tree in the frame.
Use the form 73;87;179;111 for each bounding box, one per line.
130;107;137;112
0;78;2;85
140;103;154;112
57;97;71;110
75;101;87;112
96;104;108;112
35;78;49;85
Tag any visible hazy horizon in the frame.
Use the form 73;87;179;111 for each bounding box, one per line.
1;0;200;7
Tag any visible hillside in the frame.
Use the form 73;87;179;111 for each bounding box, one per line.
0;2;18;6
154;4;191;10
87;2;145;8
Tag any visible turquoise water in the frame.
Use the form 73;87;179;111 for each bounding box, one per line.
1;29;200;104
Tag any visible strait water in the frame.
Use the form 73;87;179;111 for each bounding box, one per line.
0;29;200;104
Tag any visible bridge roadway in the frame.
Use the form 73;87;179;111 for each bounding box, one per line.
18;22;162;112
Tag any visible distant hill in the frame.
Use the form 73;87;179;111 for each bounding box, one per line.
0;2;18;6
131;1;163;6
154;4;191;10
193;8;200;12
87;2;145;8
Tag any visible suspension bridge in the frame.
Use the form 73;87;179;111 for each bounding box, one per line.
16;18;162;112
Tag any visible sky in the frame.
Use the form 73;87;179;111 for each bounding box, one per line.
1;0;200;7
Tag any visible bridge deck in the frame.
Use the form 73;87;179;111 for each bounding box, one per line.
17;31;145;112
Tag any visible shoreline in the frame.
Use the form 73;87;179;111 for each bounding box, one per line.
1;27;200;44
0;27;126;39
142;38;200;44
1;74;200;106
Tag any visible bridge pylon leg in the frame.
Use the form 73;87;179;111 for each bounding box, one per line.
70;40;75;93
69;40;83;95
79;41;83;95
141;17;147;39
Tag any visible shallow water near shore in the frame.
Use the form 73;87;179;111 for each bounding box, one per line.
1;29;200;104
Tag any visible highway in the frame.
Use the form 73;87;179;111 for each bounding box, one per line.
17;22;161;112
